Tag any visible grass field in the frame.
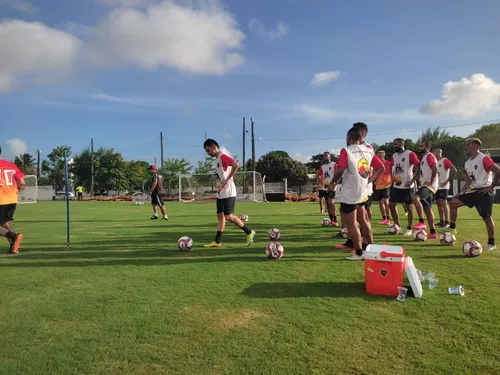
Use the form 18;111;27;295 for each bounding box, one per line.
1;201;500;375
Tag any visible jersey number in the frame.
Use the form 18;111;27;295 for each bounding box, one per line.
0;169;16;186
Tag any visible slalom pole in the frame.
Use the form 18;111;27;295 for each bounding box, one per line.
64;152;70;249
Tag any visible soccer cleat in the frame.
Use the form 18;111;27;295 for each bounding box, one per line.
403;229;413;237
9;233;22;254
203;241;222;248
385;220;392;225
413;222;427;230
161;216;169;221
378;220;386;225
332;232;344;238
335;242;353;250
346;254;364;261
151;215;159;220
246;230;256;247
331;221;339;227
440;227;457;234
427;233;438;239
483;244;497;251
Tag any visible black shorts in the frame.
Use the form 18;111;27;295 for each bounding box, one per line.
435;189;448;201
389;187;413;205
217;197;236;215
374;188;390;200
0;204;16;226
151;193;165;206
364;195;372;209
415;186;434;208
78;192;83;198
340;202;365;214
458;191;495;218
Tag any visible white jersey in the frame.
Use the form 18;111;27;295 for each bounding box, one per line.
338;144;375;204
419;152;439;193
392;150;417;189
437;157;451;190
364;142;373;196
215;152;237;199
465;152;493;193
319;162;336;191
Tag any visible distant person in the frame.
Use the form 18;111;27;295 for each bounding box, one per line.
76;185;84;201
0;146;25;254
443;138;500;251
316;151;339;225
374;150;392;225
202;138;255;248
148;165;168;221
432;148;457;227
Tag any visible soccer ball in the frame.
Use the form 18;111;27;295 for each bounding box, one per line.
268;228;281;240
413;229;427;242
240;214;249;222
340;227;349;239
322;218;331;227
177;236;193;251
439;232;457;246
386;224;401;235
462;240;482;257
266;242;284;260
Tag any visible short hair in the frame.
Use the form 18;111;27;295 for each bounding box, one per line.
466;137;482;147
420;139;431;148
347;127;362;142
323;151;330;155
432;147;442;153
393;138;405;143
352;122;368;133
376;150;386;155
203;138;219;148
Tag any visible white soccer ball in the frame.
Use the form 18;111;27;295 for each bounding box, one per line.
340;227;349;239
413;229;427;242
462;240;482;257
386;224;401;235
268;228;281;240
240;214;249;222
439;232;457;246
266;242;284;260
177;236;193;251
322;218;331;227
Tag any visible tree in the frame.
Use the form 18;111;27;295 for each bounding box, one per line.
255;151;296;182
14;153;36;175
194;158;214;174
93;148;126;194
71;149;93;191
288;161;309;195
42;145;72;191
470;123;500;148
418;126;452;143
124;160;150;192
159;158;192;191
306;153;339;174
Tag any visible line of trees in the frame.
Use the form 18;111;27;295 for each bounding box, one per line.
11;124;499;194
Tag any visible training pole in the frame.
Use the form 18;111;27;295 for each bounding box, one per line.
64;152;70;249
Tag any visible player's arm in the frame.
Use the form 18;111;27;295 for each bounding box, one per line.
443;159;457;187
328;149;347;190
425;154;438;186
13;167;25;192
150;175;157;192
405;152;420;187
388;157;395;182
316;169;321;189
368;155;385;184
220;155;239;186
478;157;500;194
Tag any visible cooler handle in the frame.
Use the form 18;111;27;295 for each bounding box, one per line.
380;250;403;258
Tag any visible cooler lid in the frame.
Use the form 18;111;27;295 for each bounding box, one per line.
405;256;423;298
364;244;405;261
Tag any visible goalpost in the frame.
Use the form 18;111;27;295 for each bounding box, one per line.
18;175;38;204
178;171;265;202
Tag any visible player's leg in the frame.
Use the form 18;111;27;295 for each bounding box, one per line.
389;187;401;227
412;189;426;229
343;204;363;260
204;199;226;247
157;195;168;220
418;188;437;238
365;196;372;222
318;193;324;214
150;194;159;219
357;204;373;246
436;197;445;227
0;205;22;254
476;192;496;250
403;189;415;236
442;194;470;234
327;194;338;226
224;198;255;247
382;196;391;224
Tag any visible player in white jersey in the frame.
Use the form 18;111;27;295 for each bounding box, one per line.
443;138;500;251
432;148;457;228
388;138;420;236
327;127;385;261
410;140;439;238
202;139;256;248
353;122;374;221
316;152;339;226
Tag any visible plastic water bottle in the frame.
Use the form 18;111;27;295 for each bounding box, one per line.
448;286;465;296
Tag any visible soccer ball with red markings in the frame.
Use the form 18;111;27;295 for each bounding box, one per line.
439;232;457;246
413;229;427;242
177;236;193;251
462;240;482;257
240;214;249;222
266;242;284;260
386;224;401;235
268;228;281;240
321;218;331;227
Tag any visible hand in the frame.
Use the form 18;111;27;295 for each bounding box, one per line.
220;179;228;189
477;186;494;194
404;181;413;188
422;181;431;187
327;183;336;192
440;182;447;188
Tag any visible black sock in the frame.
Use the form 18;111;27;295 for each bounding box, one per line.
240;225;252;235
430;229;436;234
449;222;456;229
215;231;223;243
362;243;368;250
445;221;450;225
333;215;337;222
438;220;444;225
419;218;425;224
345;239;353;247
488;238;495;246
407;226;412;230
5;231;15;240
355;248;363;256
329;214;334;222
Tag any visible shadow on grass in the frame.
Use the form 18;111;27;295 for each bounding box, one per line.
243;282;371;299
418;254;467;260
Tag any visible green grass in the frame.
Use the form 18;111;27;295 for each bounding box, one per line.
1;201;500;375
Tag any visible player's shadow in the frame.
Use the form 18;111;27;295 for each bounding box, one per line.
243;282;370;299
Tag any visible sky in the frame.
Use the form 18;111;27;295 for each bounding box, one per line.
1;0;500;166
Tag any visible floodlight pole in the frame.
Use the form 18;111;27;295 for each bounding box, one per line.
64;151;70;249
242;117;246;193
160;131;164;168
90;138;94;197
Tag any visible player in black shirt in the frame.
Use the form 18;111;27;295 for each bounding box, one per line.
148;165;168;220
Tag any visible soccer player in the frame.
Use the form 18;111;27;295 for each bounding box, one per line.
432;148;457;227
443;138;500;251
328;127;385;261
388;138;420;236
374;150;392;225
0;146;25;254
148;165;168;221
76;185;84;201
316;152;339;226
202;139;256;248
352;122;374;221
410;140;438;239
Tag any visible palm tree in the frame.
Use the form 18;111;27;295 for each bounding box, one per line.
14;153;36;175
418;126;451;143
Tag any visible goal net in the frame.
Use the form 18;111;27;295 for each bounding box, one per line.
178;171;265;202
18;175;38;204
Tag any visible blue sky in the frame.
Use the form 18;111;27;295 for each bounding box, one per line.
1;0;500;166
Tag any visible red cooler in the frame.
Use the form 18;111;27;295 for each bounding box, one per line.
364;244;405;297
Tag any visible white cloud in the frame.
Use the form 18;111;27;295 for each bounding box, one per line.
97;0;151;7
310;71;341;86
0;0;36;14
63;22;92;38
294;152;311;163
420;73;500;117
249;18;288;41
86;0;245;75
0;20;81;93
3;138;29;160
